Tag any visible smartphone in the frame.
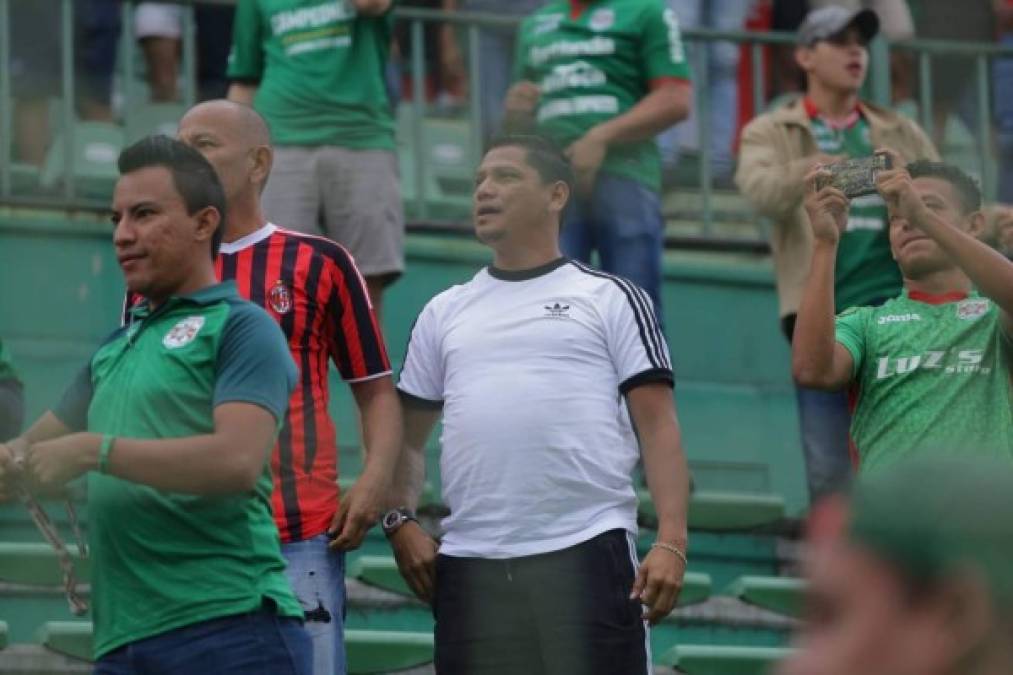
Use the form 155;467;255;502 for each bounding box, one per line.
816;152;893;198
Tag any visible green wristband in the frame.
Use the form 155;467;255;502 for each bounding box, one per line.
98;435;116;474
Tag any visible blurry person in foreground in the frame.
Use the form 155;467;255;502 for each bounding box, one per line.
781;456;1013;675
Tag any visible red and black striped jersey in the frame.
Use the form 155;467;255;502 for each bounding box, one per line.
124;223;391;542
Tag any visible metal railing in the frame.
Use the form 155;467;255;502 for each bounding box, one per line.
1;1;1011;247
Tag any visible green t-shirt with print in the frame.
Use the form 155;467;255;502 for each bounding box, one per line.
0;338;18;383
514;0;691;192
53;282;302;659
835;291;1013;473
228;0;395;149
811;114;903;311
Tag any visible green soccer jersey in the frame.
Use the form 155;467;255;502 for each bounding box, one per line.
514;0;691;192
810;111;903;311
53;282;301;659
0;338;18;383
836;291;1013;473
228;0;395;149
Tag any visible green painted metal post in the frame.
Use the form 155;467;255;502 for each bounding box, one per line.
61;0;75;200
122;2;136;127
467;23;483;164
0;0;11;199
696;39;712;237
181;3;197;107
918;50;933;141
976;55;993;200
410;19;428;220
868;35;891;107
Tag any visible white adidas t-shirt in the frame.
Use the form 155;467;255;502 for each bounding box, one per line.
398;258;674;559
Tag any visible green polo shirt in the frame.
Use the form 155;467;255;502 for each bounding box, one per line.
53;281;302;659
0;338;18;383
514;0;692;192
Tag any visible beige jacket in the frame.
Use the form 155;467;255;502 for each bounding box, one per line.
735;98;939;319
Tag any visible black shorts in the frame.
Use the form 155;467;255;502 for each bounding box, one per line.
433;529;650;675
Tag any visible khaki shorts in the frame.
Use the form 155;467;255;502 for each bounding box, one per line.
263;146;405;281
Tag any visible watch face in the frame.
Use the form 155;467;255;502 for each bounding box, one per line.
383;511;402;530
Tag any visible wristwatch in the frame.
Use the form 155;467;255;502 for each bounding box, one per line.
381;507;418;536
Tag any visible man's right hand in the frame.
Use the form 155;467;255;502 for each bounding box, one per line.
804;166;851;245
504;81;541;116
389;520;439;604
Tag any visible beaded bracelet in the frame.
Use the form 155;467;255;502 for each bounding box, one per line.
651;541;688;566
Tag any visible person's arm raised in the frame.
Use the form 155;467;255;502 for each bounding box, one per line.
877;164;1013;338
791;168;857;390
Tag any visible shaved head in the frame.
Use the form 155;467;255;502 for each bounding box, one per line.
182;99;271;148
177;99;274;207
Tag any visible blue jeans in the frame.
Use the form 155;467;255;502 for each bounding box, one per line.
94;604;311;675
795;387;853;505
561;173;665;320
282;535;347;675
658;0;750;178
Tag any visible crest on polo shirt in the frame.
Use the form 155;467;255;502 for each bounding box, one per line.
956;299;989;321
589;8;615;31
163;316;206;349
268;280;293;315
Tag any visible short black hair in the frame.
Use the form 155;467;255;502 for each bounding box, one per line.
487;134;574;191
906;160;982;215
117;135;227;257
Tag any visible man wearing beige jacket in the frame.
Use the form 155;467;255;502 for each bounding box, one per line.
735;6;937;505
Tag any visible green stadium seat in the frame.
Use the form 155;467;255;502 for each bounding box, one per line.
0;542;90;586
660;644;793;674
39;122;125;199
38;621;92;661
725;576;807;618
10;162;42;193
125;102;185;143
345;629;433;674
638;490;786;531
676;572;713;607
349;555;413;597
0;621;7;649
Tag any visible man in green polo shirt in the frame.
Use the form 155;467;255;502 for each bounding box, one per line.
0;338;23;441
792;158;1013;472
505;0;692;318
0;136;311;674
227;0;403;318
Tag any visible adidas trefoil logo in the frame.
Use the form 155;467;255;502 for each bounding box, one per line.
544;302;571;318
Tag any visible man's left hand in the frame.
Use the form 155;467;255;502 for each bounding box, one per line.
631;545;686;624
24;433;98;491
566;129;609;197
328;472;387;551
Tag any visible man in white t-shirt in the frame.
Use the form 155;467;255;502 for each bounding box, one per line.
385;135;690;675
